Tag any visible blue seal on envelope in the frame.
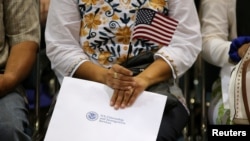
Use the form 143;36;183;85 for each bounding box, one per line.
86;111;99;121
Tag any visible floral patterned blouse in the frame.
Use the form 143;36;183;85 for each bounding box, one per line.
45;0;201;85
79;0;170;65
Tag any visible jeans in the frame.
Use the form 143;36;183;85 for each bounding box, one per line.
157;101;189;141
0;91;32;141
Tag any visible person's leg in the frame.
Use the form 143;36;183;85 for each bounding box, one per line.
0;92;32;141
157;101;189;141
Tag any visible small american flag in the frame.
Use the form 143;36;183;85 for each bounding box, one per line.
132;8;178;46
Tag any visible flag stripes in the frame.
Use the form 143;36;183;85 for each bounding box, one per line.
132;8;178;46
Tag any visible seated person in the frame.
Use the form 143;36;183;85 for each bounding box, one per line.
199;0;250;124
0;0;40;140
45;0;202;140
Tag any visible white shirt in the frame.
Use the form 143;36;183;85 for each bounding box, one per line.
200;0;237;108
45;0;202;84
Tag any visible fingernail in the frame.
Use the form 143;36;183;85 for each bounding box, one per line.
110;101;114;106
114;104;119;109
121;103;125;108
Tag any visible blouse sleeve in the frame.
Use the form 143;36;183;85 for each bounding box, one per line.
200;0;235;67
45;0;89;84
155;0;202;79
5;0;40;46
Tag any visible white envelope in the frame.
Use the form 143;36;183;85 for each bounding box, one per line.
44;77;167;141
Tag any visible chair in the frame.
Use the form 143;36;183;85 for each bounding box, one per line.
21;45;41;141
24;40;58;141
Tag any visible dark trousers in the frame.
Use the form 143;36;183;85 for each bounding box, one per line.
157;101;189;141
